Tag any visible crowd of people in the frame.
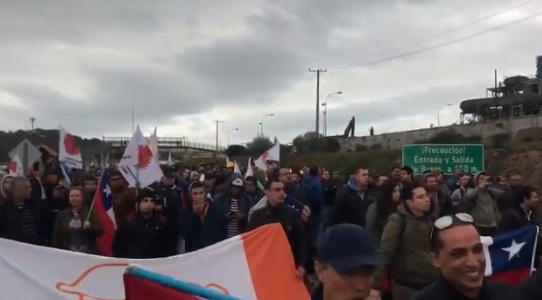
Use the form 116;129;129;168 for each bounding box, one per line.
0;158;542;299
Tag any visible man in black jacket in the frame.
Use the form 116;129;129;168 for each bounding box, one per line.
0;176;46;246
411;214;521;300
329;168;373;228
247;177;307;278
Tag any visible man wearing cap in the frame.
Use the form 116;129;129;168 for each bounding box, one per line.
312;223;380;300
154;165;184;256
214;178;251;238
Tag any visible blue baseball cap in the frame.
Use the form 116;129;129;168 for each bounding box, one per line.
316;223;379;273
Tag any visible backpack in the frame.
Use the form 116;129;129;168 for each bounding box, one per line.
396;214;407;253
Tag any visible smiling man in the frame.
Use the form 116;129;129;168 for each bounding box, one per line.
412;213;522;300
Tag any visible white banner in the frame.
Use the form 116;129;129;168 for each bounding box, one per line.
0;224;309;300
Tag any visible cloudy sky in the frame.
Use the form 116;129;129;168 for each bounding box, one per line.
0;0;541;147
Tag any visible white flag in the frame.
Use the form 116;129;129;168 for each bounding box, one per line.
254;143;280;171
58;125;83;169
245;158;254;179
233;161;241;175
118;126;163;188
149;127;159;158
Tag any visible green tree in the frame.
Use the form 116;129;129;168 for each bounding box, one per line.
225;144;247;157
292;131;328;154
246;136;273;155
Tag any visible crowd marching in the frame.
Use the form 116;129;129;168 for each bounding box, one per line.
1;133;542;299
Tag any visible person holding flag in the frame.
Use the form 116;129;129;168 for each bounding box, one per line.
51;187;103;254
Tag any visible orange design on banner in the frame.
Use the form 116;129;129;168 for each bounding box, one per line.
55;262;129;300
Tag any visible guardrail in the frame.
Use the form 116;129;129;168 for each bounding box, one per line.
103;137;225;152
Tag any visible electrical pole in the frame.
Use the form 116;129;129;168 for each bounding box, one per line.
29;116;36;132
309;68;327;135
213;120;224;156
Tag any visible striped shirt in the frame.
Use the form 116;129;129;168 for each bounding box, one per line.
226;198;240;238
16;204;37;242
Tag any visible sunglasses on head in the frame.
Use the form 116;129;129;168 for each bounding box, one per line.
430;213;474;240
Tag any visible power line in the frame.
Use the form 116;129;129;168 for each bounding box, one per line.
426;0;536;40
332;10;542;69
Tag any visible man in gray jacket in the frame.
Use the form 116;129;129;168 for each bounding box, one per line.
465;171;504;236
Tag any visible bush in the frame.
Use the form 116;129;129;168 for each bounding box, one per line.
521;136;534;143
355;144;367;152
225;144;247;157
490;133;511;149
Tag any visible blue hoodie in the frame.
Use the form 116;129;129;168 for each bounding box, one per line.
301;174;325;212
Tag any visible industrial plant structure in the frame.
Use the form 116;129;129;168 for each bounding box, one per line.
459;56;542;123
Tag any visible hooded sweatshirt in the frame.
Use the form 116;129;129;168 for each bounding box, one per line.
465;172;503;227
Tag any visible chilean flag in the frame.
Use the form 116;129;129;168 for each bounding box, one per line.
124;267;242;300
483;225;539;284
90;170;116;256
381;225;538;292
285;195;304;216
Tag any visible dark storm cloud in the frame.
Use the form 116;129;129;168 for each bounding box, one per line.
1;64;211;136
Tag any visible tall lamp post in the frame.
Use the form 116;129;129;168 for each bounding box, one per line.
213;120;224;155
322;91;343;136
259;113;274;136
437;103;453;126
227;128;239;146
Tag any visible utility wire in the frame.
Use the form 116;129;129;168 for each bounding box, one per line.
426;0;535;40
332;11;542;69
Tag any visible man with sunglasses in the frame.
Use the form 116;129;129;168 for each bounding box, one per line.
412;213;520;300
247;177;307;279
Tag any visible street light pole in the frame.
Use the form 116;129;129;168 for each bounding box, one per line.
322;91;343;136
227;128;239;146
259;113;274;136
437;103;453;126
213;120;224;155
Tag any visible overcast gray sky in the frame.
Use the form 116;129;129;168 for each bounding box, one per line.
0;0;541;146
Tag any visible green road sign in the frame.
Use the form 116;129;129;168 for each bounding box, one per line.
402;144;484;175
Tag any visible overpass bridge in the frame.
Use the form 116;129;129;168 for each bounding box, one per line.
103;137;225;153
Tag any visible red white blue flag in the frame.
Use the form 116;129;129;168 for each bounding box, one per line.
90;170;116;256
124;267;242;300
483;225;538;284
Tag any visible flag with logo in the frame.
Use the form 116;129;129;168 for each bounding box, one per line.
119;126;163;188
90;170;116;256
483;225;538;284
8;154;24;176
254;144;280;171
58;125;83;169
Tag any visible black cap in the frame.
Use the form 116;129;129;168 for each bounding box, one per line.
163;165;177;178
316;224;378;273
136;188;156;203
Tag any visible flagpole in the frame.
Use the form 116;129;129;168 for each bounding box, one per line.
131;110;135;133
86;168;106;222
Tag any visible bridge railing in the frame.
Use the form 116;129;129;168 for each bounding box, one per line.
103;137;225;151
